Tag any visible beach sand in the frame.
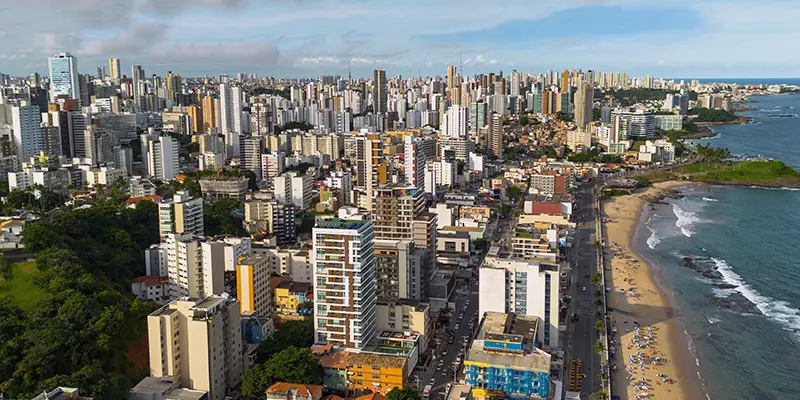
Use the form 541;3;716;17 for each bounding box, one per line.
602;181;706;400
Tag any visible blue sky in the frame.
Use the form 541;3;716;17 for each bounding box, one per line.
1;0;799;78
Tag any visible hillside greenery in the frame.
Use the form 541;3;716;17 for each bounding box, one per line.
690;107;737;122
0;187;160;398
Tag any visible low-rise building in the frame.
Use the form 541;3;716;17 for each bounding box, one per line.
375;300;432;353
265;383;324;400
131;275;170;303
274;280;313;317
346;352;408;395
319;348;351;393
464;313;552;400
436;231;471;254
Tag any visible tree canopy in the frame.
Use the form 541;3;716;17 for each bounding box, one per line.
256;319;314;362
690;107;737;123
387;388;422;400
242;347;324;399
0;192;160;398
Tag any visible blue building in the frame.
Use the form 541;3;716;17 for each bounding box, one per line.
464;313;552;399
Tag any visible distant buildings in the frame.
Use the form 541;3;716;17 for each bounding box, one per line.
48;52;81;104
158;190;204;237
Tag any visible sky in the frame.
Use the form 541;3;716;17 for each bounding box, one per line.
1;0;800;78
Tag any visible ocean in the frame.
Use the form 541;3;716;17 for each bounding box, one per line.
665;78;800;86
632;95;800;400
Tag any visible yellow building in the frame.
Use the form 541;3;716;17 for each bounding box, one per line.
236;255;271;317
202;96;217;131
273;280;312;317
188;105;203;134
346;352;407;394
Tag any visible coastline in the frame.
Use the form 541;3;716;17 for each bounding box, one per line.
602;181;707;400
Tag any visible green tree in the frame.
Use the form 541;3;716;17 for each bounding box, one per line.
256;320;314;362
387;388;422;400
204;198;245;236
590;272;603;287
242;363;273;399
519;115;529;126
263;347;323;385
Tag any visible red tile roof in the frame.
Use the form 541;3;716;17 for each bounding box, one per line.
131;276;168;287
266;383;324;400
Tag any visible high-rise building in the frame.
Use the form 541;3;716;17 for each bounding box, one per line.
166;71;182;105
188;105;203;134
479;257;560;348
108;58;120;80
48;53;81;104
374;240;426;302
202;96;217;131
372;68;387;114
12;102;43;160
441;104;468;139
242;137;264;181
291;173;313;209
163;232;203;298
404;135;425;189
612;108;655;140
236;255;272;319
220;84;244;156
243;194;296;245
468;101;487;134
488;112;503;157
158;190;204;237
447;65;456;101
560;70;570;92
574;79;593;131
312;218;377;350
142;133;179;181
147;296;244;400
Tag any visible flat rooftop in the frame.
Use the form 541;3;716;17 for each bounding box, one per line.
525;194;573;203
466;312;550;372
315;218;366;230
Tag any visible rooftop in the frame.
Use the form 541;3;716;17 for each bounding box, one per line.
266;383;324;399
319;348;350;369
347;351;407;369
131;275;169;287
315;218;367;230
466;313;550;372
524;194;573;204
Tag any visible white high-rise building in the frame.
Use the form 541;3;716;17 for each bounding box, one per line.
260;152;285;186
163;233;204;298
220;84;243;157
312;217;377;350
142;134;179;181
479;257;560;348
12;102;43;160
433;159;456;187
291;173;313;209
404;135;425;189
241;137;263;181
147;296;243;400
441;104;468;138
48;52;80;104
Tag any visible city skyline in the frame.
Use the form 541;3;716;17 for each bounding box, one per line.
2;0;800;78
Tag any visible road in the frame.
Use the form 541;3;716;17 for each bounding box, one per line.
567;180;603;396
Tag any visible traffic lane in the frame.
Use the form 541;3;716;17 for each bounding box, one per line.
425;291;479;393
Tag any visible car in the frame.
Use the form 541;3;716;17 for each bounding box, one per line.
455;324;460;330
585;273;590;278
455;357;462;363
442;370;447;377
443;349;448;356
430;378;436;385
582;286;587;292
449;337;455;344
436;365;442;371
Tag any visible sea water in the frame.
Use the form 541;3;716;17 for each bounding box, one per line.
633;95;800;399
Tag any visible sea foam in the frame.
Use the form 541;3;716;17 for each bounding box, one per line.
712;257;800;335
673;203;700;237
702;197;718;202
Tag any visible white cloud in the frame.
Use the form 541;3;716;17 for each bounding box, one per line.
301;57;340;64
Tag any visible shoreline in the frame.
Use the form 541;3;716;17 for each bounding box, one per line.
602;181;707;400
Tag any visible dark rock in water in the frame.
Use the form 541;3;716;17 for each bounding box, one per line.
715;283;738;289
713;293;762;315
702;270;724;280
681;257;695;268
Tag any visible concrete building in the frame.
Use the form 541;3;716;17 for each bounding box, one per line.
442;104;468;139
478;258;560;348
147;295;244;400
528;174;567;195
312;218;377;350
142;133;179;181
236;255;274;339
48;53;81;104
346;352;408;395
242;137;264;181
573;79;593;131
612;108;655;140
197;175;249;201
463;312;551;399
375;300;432;353
374;240;426;302
243;194;297;245
158;190;204;237
12;102;43;160
488;112;503;157
131;276;170;303
201;236;252;272
291;173;313;209
404;135;426;189
163;233;211;298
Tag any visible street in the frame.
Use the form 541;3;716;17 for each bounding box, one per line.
567;180;603;396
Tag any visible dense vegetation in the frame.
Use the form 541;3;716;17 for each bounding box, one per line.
250;87;291;99
255;319;314;363
204;197;246;236
155;168;258;198
0;191;160;398
690;107;737;122
242;346;323;399
566;148;623;164
597;88;674;106
676;160;800;183
0;185;67;215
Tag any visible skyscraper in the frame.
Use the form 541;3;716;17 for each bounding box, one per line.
442;104;468;139
404;135;425;189
108;58;120;80
372;68;387;114
488;112;503;157
132;65;145;100
574;79;593;130
166;71;182;105
447;64;456;101
12;102;43;160
48;53;80;104
560;70;570;92
142;133;179;181
312;218;377;350
219;84;243;156
188;105;203;133
242;137;263;181
202;95;217;131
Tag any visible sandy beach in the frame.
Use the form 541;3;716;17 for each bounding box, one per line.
601;181;706;400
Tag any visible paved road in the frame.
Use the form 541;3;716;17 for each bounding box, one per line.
567;180;603;396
